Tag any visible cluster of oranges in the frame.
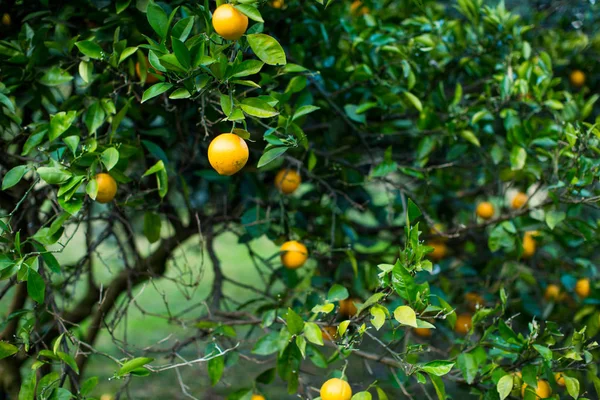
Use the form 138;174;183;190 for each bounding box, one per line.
510;370;569;399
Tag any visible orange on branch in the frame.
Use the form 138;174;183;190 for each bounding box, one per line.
339;298;358;317
465;292;484;311
94;173;117;204
2;13;11;26
569;70;586;88
428;241;447;261
322;325;337;341
208;133;249;176
280;240;308;269
544;284;561;301
275;169;301;194
350;0;369;15
251;395;265;400
270;0;284;8
476;201;495;220
575;278;590;298
511;192;528;209
554;372;565;387
521;379;552;399
522;232;536;259
414;327;432;338
212;4;248;41
320;378;352;400
135;57;162;84
454;313;472;335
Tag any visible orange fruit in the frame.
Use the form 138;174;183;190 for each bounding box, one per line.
350;1;369;15
100;396;114;400
2;13;11;26
511;192;528;209
476;201;495;220
454;313;472;335
413;328;432;338
521;379;551;399
554;372;565;387
274;169;301;194
322;326;337;341
339;298;358;317
575;278;590;298
212;4;248;41
544;284;561;301
251;395;265;400
522;232;536;258
208;133;249;176
280;240;308;269
270;0;284;8
94;173;117;204
320;378;352;400
465;293;484;311
135;57;162;84
569;70;586;88
428;241;447;261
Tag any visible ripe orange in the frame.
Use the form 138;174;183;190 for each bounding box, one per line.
544;284;561;301
208;133;249;176
280;240;308;269
521;379;551;399
476;201;495;220
465;293;484;311
322;326;337;341
270;0;284;8
251;395;265;400
511;192;528;209
569;70;586;88
2;13;11;26
554;372;565;387
320;378;352;400
212;4;248;41
274;169;301;194
350;1;369;15
522;232;536;258
339;298;358;317
135;57;162;84
575;278;590;298
413;327;432;338
454;313;472;335
100;395;114;400
95;173;117;204
428;241;447;261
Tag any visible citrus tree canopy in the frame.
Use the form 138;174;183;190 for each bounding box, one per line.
1;0;599;399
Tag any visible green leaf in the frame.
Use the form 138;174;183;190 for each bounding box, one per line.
143;212;161;243
460;130;480;147
49;111;77;141
420;360;454;376
118;357;154;376
370;305;386;331
240;98;278;118
0;93;15;113
116;0;131;13
27;268;45;304
143;160;165;177
18;371;36;400
351;392;372;400
2;165;27;190
235;4;263;22
100;148;119;171
404;92;422;112
75;40;103;59
206;343;224;386
257;147;287;168
545;210;566;230
286;308;304;335
457;353;477;384
39;66;73;86
0;341;18;359
293;105;320;121
564;376;579;399
393;305;417;328
142;83;173;103
85;102;105;134
80;377;98;396
252;332;279;355
119;47;139;64
327;284;349;302
172;16;195;41
247;34;287;66
147;1;169;39
79;60;93;83
532;344;552;361
57;351;79;375
37;167;71;185
391;260;417;303
172;37;191;68
428;373;446;400
232;60;264;78
497;374;513;400
169;88;192;99
63;136;80;155
510;146;527;171
303;323;323;346
86;179;98;200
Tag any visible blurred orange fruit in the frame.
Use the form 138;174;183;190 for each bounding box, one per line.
428;241;447;261
554;372;565;387
454;313;472;335
569;70;586;88
2;13;11;26
135;57;162;84
476;201;495;220
522;232;536;258
275;169;301;194
521;379;551;399
511;192;528;209
339;298;358;317
212;4;248;40
465;293;484;311
208;133;249;175
575;278;590;298
280;240;308;269
414;327;432;337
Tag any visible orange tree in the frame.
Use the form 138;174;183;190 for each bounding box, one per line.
1;0;599;399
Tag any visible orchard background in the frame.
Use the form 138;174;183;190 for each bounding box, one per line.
0;0;599;399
